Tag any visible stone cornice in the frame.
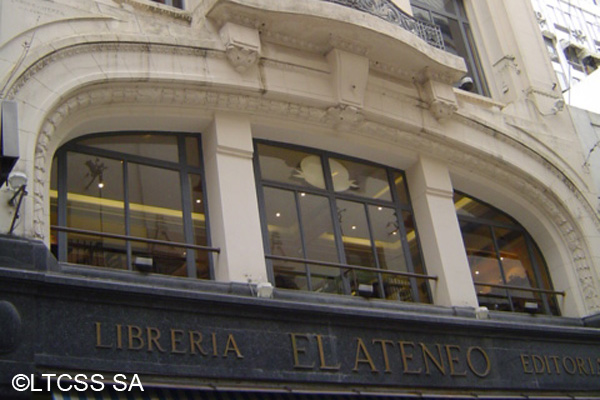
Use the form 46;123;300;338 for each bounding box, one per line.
30;83;600;312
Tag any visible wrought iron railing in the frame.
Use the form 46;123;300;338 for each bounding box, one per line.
322;0;445;50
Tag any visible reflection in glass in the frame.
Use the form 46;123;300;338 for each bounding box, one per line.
298;193;338;263
337;200;375;268
455;192;559;315
330;158;391;200
66;153;125;235
263;187;302;258
258;144;324;188
128;163;186;277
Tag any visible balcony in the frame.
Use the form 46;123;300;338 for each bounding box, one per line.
322;0;445;50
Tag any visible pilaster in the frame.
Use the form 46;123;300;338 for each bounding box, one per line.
203;112;267;284
407;156;478;308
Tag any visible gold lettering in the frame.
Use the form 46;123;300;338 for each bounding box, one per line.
171;329;187;354
373;339;395;373
543;355;552;375
420;343;446;375
147;327;166;353
316;335;340;371
189;331;207;355
521;354;533;374
549;356;561;375
398;341;421;375
212;332;218;357
445;345;467;377
576;357;589;375
353;338;378;373
289;333;314;370
223;334;244;359
116;324;123;350
466;346;491;378
95;322;112;349
532;355;546;374
127;325;144;350
588;358;595;375
597;358;600;376
563;357;577;375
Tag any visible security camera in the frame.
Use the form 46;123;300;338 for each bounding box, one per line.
458;76;474;92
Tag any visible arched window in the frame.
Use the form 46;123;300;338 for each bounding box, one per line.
255;142;433;303
50;133;214;279
454;192;560;315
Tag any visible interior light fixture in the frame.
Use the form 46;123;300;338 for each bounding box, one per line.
97;182;104;189
275;212;281;218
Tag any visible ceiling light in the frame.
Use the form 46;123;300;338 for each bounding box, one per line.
276;212;281;218
98;182;104;189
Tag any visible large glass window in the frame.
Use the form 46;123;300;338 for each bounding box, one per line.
50;133;213;279
411;0;489;96
455;192;560;315
255;142;432;303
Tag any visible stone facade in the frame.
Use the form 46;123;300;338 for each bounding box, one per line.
1;0;600;396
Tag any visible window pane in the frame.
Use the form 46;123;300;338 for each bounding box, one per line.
66;153;124;235
337;200;375;268
459;220;509;310
128;163;185;276
330;158;391;200
258;144;324;188
263;187;303;258
188;174;207;246
393;172;410;205
185;137;201;167
66;232;128;270
273;261;308;291
189;173;209;279
128;163;184;241
298;193;339;263
455;193;515;225
416;0;455;14
310;264;345;294
368;205;407;272
79;134;179;163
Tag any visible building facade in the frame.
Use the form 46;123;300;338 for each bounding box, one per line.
1;0;600;398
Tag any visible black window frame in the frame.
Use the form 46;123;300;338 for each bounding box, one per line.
51;131;216;279
454;191;562;315
253;140;433;303
410;0;490;96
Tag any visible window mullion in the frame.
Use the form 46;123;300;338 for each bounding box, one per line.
323;155;352;295
57;149;68;262
363;202;386;299
123;160;132;271
490;226;515;311
178;135;196;278
525;234;552;315
294;190;313;291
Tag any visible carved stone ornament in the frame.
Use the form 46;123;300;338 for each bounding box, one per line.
430;98;458;120
3;40;595;312
326;104;365;128
225;43;259;73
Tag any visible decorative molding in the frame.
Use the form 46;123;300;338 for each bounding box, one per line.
224;43;259;73
10;40;598;312
326;104;365;128
31;84;600;314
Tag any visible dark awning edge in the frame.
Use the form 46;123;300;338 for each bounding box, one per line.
52;387;600;400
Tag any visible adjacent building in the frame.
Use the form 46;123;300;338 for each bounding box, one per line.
1;0;600;398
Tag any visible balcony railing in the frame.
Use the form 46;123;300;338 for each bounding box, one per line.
323;0;445;50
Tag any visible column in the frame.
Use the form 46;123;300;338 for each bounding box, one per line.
203;112;268;284
407;156;478;308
